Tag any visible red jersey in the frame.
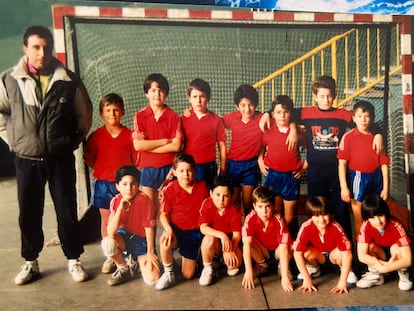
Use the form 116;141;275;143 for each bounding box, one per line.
199;198;242;234
108;192;156;237
223;111;263;161
337;128;390;172
159;179;209;230
293;218;352;253
262;126;302;172
84;126;136;181
132;105;183;168
242;210;292;250
357;218;411;247
181;110;226;164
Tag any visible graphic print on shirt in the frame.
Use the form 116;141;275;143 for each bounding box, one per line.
311;125;340;151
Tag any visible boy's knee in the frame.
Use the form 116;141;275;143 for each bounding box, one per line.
101;237;117;257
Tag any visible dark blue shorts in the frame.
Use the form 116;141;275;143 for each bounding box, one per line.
118;227;148;258
195;161;217;188
227;158;260;187
91;179;118;209
140;166;171;189
264;168;299;201
171;224;202;260
350;169;383;202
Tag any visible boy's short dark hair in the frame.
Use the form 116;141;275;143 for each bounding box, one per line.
352;100;375;119
211;174;234;195
143;73;169;96
115;165;141;184
99;93;124;113
173;152;195;170
270;95;294;114
312;75;337;97
305;196;331;217
234;84;258;107
187;78;211;100
252;186;276;206
361;193;390;221
23;25;54;46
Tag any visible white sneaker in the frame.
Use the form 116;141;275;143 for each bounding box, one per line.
398;269;413;291
297;264;321;280
356;270;384;289
347;271;358;284
155;271;175;290
68;260;88;282
227;267;239;276
14;260;40;285
199;267;214;286
101;257;116;274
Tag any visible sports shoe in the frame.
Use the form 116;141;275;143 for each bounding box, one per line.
297;264;321;280
398;269;413;291
254;263;269;278
14;260;40;285
125;254;138;277
347;271;358;285
155;271;175;290
199;267;215;286
356;270;384;289
227;267;239;276
107;268;131;286
68;260;88;282
101;257;116;274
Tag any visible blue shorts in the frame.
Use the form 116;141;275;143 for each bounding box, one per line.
171;224;202;260
195;161;217;188
140;166;171;189
350;169;383;202
227;158;261;187
91;179;118;209
264;168;299;201
117;227;148;258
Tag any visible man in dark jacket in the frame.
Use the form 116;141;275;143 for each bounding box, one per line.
0;25;92;285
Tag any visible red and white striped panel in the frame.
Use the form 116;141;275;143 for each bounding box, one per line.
52;5;413;210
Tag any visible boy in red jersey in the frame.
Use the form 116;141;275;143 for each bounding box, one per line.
258;95;306;238
260;75;383;240
132;73;183;211
198;175;243;286
181;79;226;188
242;186;293;291
101;166;160;286
293;196;357;294
223;85;263;217
84;93;137;274
338;101;390;235
356;194;412;291
155;153;209;290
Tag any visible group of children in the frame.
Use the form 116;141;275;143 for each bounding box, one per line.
83;73;412;293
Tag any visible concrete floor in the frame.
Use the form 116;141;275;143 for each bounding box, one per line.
0;177;413;311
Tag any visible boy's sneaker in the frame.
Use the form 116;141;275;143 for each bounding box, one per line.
227;267;239;276
108;268;131;286
347;271;358;285
14;260;40;285
101;257;116;274
199;267;215;286
297;264;321;280
356;270;384;289
68;260;88;282
155;271;175;290
254;263;269;278
398;269;413;291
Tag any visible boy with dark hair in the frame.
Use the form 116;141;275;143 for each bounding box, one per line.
181;78;226;188
84;92;136;274
156;153;209;290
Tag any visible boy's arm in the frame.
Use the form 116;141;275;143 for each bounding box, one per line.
106;201;126;237
133;137;172;152
218;141;227;175
286;122;298;152
338;159;351;203
200;223;231;251
278;243;294;292
331;249;352;294
242;236;255;289
158;211;174;248
380;163;389;201
144;226;160;272
257;146;268;176
150;137;182;153
259;112;271;132
294;250;317;292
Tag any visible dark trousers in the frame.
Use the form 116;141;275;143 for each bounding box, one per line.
15;154;84;261
307;163;353;240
